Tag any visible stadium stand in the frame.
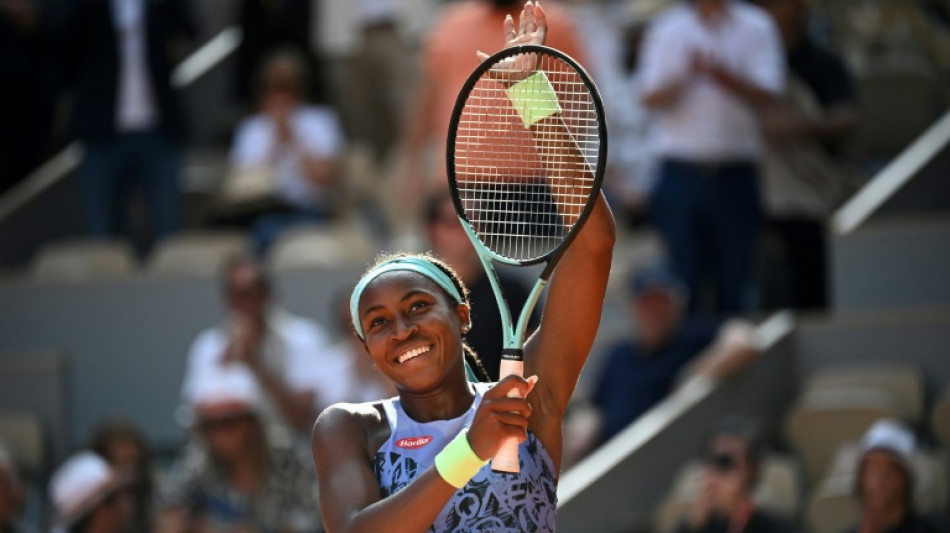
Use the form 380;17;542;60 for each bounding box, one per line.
266;220;377;272
29;239;137;282
145;230;250;277
1;2;949;531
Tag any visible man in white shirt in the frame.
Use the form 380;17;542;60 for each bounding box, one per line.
180;255;333;438
639;0;785;315
227;49;346;253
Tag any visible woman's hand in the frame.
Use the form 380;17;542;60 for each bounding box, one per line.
466;375;538;460
476;1;548;84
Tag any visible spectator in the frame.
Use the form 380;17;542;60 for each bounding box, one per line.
157;369;321;533
572;0;664;228
318;0;412;162
754;0;860;312
0;444;36;533
181;254;334;438
0;0;56;195
639;0;785;315
676;416;794;533
234;0;325;108
48;452;133;533
222;48;346;253
312;289;397;408
422;191;539;382
59;0;195;251
88;418;155;533
396;0;586;230
586;264;758;447
850;419;949;533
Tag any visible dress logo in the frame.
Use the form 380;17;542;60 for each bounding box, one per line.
396;436;433;449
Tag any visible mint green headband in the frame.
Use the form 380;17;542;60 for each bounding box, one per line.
350;257;463;340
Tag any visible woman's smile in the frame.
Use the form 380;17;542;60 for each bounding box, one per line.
396;344;433;364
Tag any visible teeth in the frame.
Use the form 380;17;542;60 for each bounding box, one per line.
398;345;430;364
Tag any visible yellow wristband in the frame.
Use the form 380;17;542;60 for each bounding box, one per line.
506;71;562;128
434;429;489;489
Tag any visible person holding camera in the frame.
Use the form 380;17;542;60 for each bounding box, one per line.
677;416;795;533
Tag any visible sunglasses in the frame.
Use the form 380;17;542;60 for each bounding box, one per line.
707;452;738;472
198;413;252;433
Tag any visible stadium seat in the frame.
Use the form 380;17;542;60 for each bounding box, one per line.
805;443;862;533
931;383;950;448
145;230;251;277
30;238;137;282
0;411;45;476
784;384;902;487
0;352;67;469
266;221;377;272
653;454;803;533
802;363;924;422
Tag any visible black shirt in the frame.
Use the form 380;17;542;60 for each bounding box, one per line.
592;318;719;443
677;509;797;533
465;270;539;382
787;38;856;110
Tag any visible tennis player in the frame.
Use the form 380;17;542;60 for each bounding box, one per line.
310;3;616;532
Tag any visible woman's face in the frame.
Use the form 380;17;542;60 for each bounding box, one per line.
356;271;469;391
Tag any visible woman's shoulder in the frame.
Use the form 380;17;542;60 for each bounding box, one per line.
315;401;386;431
313;401;389;444
312;400;393;464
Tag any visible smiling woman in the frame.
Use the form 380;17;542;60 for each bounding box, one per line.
350;253;489;385
309;2;615;533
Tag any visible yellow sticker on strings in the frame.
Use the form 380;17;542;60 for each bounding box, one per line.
506;71;562;128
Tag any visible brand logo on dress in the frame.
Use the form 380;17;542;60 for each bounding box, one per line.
396;436;433;449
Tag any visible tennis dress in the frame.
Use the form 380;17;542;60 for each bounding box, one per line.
373;383;558;532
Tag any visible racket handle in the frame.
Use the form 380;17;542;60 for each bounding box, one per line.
491;358;524;473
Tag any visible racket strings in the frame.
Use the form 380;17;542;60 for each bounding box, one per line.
454;51;601;262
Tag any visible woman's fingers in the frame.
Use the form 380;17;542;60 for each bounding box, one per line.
524;1;537;34
504;13;516;42
488;374;536;399
483;396;533;419
533;2;547;44
467;375;540;458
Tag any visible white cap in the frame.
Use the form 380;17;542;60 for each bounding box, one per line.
184;366;264;425
862;418;915;460
49;452;121;528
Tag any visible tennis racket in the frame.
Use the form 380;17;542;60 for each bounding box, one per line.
446;44;606;473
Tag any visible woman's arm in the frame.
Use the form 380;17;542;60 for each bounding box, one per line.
495;5;615;417
525;194;614;416
313;380;534;533
312;405;455;533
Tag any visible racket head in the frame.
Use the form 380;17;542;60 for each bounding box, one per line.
446;44;607;267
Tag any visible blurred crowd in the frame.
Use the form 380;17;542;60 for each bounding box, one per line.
2;0;950;531
2;0;950;306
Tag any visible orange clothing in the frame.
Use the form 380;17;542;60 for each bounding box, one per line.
421;1;587;186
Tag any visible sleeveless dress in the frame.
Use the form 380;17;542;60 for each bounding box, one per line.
373;383;558;532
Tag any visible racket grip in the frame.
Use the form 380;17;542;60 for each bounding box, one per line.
491;358;524;473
